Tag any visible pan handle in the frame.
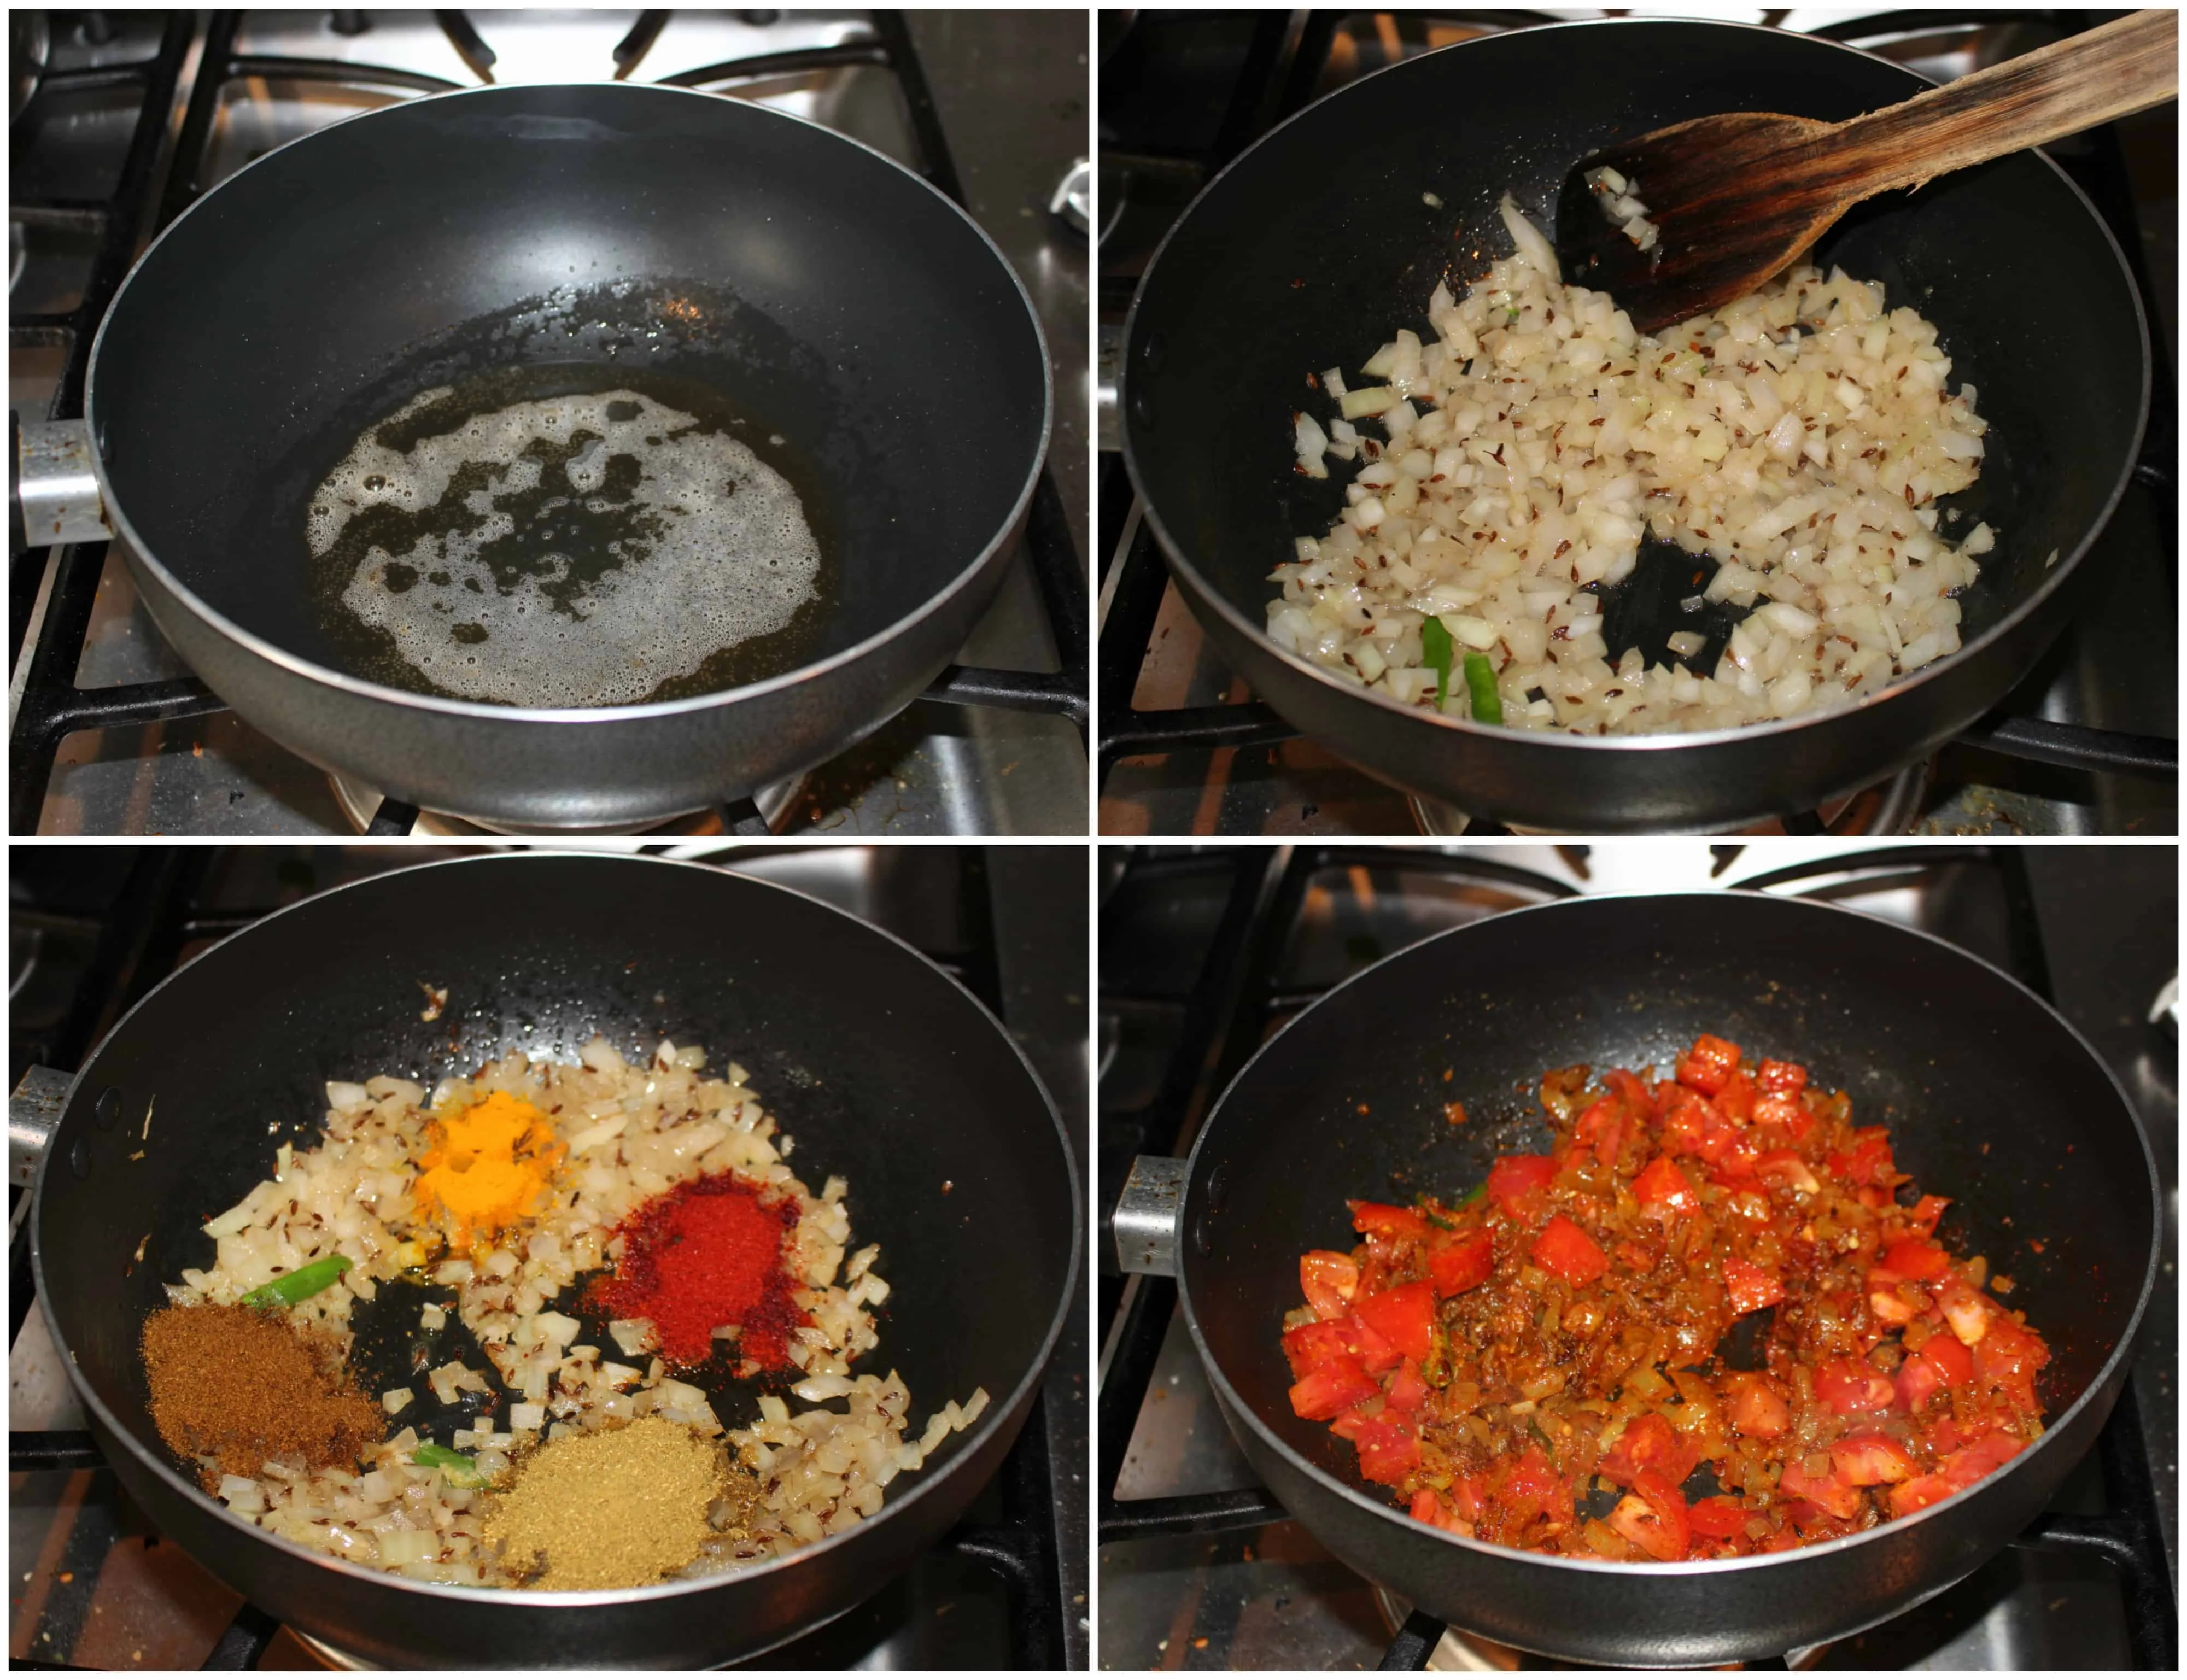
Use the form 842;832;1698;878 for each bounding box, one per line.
9;1065;70;1188
13;414;111;551
1114;1155;1186;1277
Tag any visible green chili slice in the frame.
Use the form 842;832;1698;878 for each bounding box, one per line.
238;1254;353;1309
1463;652;1504;725
1455;1184;1488;1210
1420;615;1454;709
413;1444;492;1487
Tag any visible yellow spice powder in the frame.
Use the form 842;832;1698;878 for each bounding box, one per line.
413;1089;564;1255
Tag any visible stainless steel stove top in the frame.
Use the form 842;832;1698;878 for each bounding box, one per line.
11;9;1090;835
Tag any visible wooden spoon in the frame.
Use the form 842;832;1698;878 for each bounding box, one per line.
1554;9;2177;333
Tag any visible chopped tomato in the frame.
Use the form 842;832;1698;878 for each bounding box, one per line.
1907;1194;1950;1238
1714;1070;1755;1125
1866;1267;1926;1326
1687;1495;1749;1541
1974;1314;2049;1408
1351;1281;1437;1363
1299;1250;1359;1321
1428;1228;1495;1297
1831;1435;1916;1486
1632;1155;1699;1221
1282;1319;1354;1379
1676;1033;1741;1096
1604;1067;1658;1121
1486;1154;1559;1221
1882;1239;1952;1282
1288;1356;1379;1421
1896;1333;1975;1414
1349;1200;1434;1243
1495;1444;1572;1527
1751;1094;1812;1139
1600;1412;1698;1487
1351;1414;1421;1484
1755;1059;1808;1096
1573;1097;1625;1168
1722;1373;1791;1439
1607;1470;1691;1561
1385;1357;1429;1414
1892;1431;2024;1517
1408;1487;1471;1534
1815;1357;1899;1415
1752;1149;1820;1193
1828;1129;1897;1189
1722;1256;1784;1316
1779;1458;1862;1519
1936;1280;1993;1345
1531;1215;1607;1286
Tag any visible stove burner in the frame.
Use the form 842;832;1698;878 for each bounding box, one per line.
1372;1585;1833;1672
324;770;805;838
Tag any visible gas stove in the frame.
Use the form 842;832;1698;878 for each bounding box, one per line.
9;841;1089;1668
10;9;1089;835
1096;9;2177;836
1097;840;2176;1667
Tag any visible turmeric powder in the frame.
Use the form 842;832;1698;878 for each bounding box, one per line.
414;1090;564;1255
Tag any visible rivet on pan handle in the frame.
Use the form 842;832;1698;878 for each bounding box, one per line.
14;416;111;549
1114;1155;1186;1277
9;1066;71;1188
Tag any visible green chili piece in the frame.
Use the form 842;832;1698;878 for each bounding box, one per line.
238;1254;353;1309
1420;615;1454;709
1419;1205;1458;1232
413;1444;492;1488
1455;1184;1487;1210
1463;652;1504;725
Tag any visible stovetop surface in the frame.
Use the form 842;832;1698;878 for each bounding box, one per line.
1097;840;2177;1669
11;9;1089;836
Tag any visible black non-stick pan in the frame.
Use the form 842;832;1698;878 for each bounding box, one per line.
1125;892;2159;1664
25;81;1050;828
1122;20;2152;830
30;853;1080;1668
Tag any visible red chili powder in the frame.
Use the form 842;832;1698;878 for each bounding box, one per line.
588;1173;808;1369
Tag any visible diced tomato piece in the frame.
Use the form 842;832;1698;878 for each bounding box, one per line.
1448;1472;1489;1523
1300;1250;1359;1321
1831;1435;1916;1486
1750;1094;1812;1139
1495;1444;1573;1526
1722;1256;1785;1316
1908;1194;1950;1238
1600;1412;1699;1487
1348;1201;1434;1243
1531;1215;1608;1286
1486;1154;1559;1221
1829;1129;1897;1188
1935;1280;1993;1345
1288;1356;1379;1420
1888;1471;1955;1518
1895;1337;1973;1412
1882;1239;1952;1282
1282;1319;1356;1379
1351;1281;1437;1364
1815;1357;1899;1415
1756;1059;1808;1096
1385;1357;1429;1414
1779;1458;1863;1519
1352;1414;1422;1485
1574;1097;1625;1168
1974;1314;2049;1408
1605;1067;1658;1121
1892;1431;2023;1516
1632;1155;1699;1221
1408;1488;1442;1526
1687;1495;1749;1541
1714;1070;1755;1125
1676;1033;1742;1096
1751;1149;1820;1193
1428;1228;1494;1297
1608;1470;1691;1562
1866;1267;1926;1326
1722;1373;1791;1439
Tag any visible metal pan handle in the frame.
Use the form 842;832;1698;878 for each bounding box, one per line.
1114;1154;1186;1277
13;414;111;552
10;1065;69;1187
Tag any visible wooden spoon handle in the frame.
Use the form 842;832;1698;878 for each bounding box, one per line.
1833;9;2176;197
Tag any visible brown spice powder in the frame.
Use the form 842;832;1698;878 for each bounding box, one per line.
141;1303;381;1488
483;1416;747;1591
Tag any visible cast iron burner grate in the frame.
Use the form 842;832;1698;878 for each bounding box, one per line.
9;9;1086;838
1096;844;2176;1669
1095;9;2176;833
9;845;1071;1669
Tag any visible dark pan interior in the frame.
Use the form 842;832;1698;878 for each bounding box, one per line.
1127;20;2144;668
89;84;1047;678
1180;893;2154;1502
37;854;1075;1513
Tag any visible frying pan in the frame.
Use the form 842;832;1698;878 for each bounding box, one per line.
1119;892;2159;1665
1121;20;2153;830
16;82;1050;828
29;853;1080;1668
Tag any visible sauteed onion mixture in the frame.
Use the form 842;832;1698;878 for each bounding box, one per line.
147;1039;986;1589
1284;1035;2048;1562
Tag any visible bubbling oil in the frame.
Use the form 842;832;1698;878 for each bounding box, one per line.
304;364;833;708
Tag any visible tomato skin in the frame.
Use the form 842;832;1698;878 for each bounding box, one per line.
1882;1238;1952;1281
1531;1215;1608;1286
1632;1155;1699;1221
1687;1496;1749;1541
1608;1471;1692;1561
1300;1250;1359;1321
1676;1033;1742;1096
1486;1154;1559;1221
1722;1373;1791;1439
1352;1281;1438;1364
1756;1059;1808;1096
1600;1412;1698;1487
1289;1356;1380;1420
1831;1435;1916;1486
1349;1200;1434;1243
1429;1228;1495;1297
1815;1357;1899;1415
1722;1256;1785;1316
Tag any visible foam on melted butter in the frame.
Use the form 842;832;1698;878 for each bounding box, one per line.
306;388;820;707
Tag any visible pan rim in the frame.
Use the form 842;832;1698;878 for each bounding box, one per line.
1120;15;2154;760
31;849;1085;1614
83;79;1056;727
1169;888;2162;1583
